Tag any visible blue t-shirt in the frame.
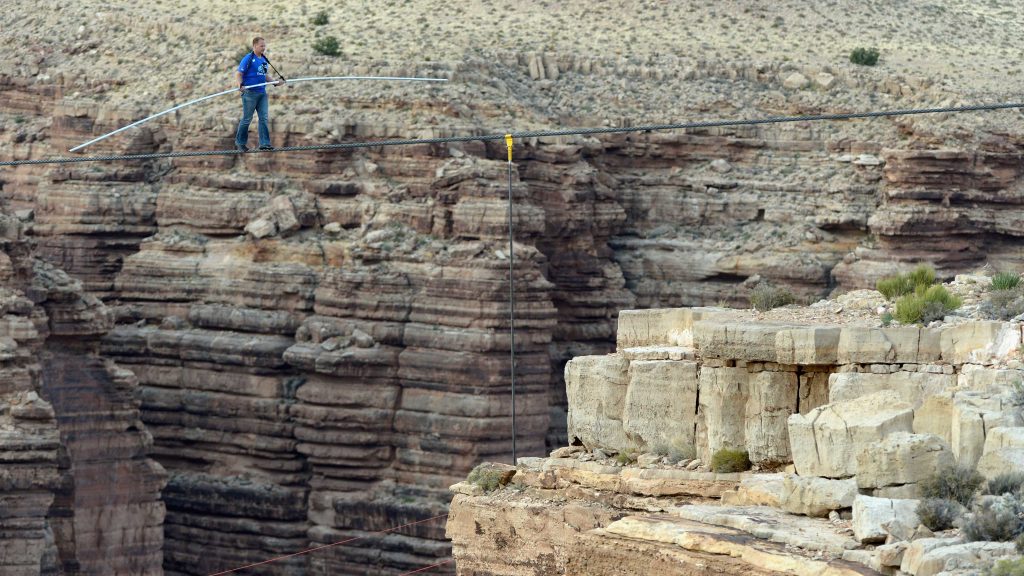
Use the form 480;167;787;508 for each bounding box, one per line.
238;53;268;93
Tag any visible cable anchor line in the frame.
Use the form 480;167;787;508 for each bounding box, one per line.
68;75;449;152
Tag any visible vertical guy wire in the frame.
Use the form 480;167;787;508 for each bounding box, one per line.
505;134;517;464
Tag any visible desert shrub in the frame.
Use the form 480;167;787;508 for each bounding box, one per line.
993;272;1022;291
907;264;937;288
962;495;1024;542
876;265;936;300
850;47;880;66
312;10;329;25
711;448;751;473
750;282;796;312
312;36;341;57
920;464;985;507
991;557;1024;576
467;464;511;492
916;498;963;531
894;285;962;324
986;472;1024;496
985;288;1024;321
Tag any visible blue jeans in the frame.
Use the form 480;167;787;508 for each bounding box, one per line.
235;91;270;147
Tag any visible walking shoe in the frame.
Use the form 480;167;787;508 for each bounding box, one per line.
258;145;275;151
235;144;249;152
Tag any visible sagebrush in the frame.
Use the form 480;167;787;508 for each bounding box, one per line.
919;464;984;506
916;498;963;531
962;495;1024;542
986;472;1024;496
750;282;796;312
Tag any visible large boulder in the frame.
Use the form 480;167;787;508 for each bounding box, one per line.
855;432;954;492
788;391;914;478
852;495;919;544
566;355;630;450
828;371;955;408
697;366;748;461
977;426;1024;480
744;369;797;463
950;392;1019;468
780;475;857;517
622;360;699;450
837;326;939;364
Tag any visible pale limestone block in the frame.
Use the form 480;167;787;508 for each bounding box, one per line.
720;473;787;507
695;321;795;361
958;364;1024;393
829;371;955;408
903;540;1016;576
780;475;858;517
837;326;939;364
698;366;749;461
950;392;1018;468
622;360;698;450
940;321;1005;364
744;370;797;463
913;392;954;444
855;432;954;489
852;495;920;544
566;354;631;450
793;373;826;418
616;307;726;349
788;390;914;478
775;326;840;365
977;447;1024;480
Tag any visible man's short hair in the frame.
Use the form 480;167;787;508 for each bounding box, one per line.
252;37;265;47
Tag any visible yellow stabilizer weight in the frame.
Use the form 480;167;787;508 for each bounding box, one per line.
504;134;513;162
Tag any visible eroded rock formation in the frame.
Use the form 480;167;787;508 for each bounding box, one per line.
449;307;1024;575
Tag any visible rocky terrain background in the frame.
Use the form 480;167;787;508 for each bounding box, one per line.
1;1;1024;574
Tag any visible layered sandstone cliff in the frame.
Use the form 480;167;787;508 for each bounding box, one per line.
2;1;1024;573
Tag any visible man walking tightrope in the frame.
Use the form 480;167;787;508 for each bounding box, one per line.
234;37;284;152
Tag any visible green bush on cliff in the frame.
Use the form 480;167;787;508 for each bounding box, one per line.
876;264;936;300
992;272;1022;291
711;448;751;473
893;284;962;324
849;47;880;66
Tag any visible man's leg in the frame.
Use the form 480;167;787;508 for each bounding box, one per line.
256;93;271;148
235;92;258;149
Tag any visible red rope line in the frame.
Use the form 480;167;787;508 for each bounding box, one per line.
206;513;449;576
397;558;454;575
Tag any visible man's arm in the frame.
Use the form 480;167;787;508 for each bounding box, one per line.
234;69;243;90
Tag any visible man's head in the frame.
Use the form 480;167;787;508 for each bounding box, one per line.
252;37;266;55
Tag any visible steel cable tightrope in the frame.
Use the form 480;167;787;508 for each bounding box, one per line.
398;559;455;575
205;513;449;576
1;101;1022;168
